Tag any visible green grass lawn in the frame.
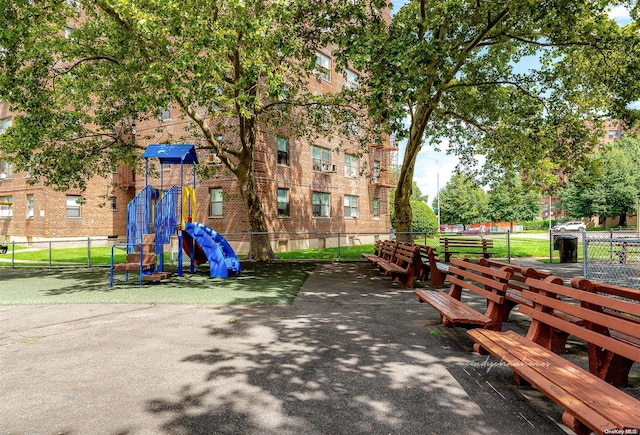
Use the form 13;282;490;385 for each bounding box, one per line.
1;246;128;265
0;261;315;305
277;237;556;260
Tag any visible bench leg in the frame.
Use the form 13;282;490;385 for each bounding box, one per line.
561;412;590;435
589;345;635;387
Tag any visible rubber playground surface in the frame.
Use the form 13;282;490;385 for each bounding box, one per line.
0;261;315;305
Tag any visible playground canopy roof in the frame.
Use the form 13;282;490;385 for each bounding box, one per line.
142;144;198;165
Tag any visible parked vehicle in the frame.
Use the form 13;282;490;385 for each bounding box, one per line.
552;221;586;232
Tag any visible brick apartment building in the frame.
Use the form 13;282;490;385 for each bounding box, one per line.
0;52;394;249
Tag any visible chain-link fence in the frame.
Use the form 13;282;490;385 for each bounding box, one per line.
584;230;640;289
1;230;520;269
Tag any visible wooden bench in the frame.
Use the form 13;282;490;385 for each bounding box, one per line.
414;258;512;331
361;239;384;266
417;245;448;287
468;275;640;435
574;278;640;387
377;242;420;288
439;237;494;262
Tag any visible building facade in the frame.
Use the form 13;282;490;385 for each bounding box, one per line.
0;58;393;249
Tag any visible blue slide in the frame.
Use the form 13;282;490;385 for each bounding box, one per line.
183;222;242;278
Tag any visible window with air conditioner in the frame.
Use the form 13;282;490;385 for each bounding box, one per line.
312;146;332;172
344;195;359;218
344;154;358;178
206;153;222;164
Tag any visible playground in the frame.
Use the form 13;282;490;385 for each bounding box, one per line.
110;144;241;286
0;261;312;305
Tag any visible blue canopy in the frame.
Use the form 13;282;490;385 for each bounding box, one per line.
142;144;198;165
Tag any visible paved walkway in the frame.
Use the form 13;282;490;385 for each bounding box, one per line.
0;259;635;434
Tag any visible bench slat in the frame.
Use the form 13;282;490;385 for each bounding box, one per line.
415;290;492;326
447;275;505;305
469;329;640;432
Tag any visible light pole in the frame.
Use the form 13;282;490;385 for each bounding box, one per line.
437;161;441;230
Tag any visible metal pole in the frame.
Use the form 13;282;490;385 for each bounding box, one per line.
87;237;91;268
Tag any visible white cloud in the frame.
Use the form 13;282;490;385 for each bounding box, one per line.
607;5;632;21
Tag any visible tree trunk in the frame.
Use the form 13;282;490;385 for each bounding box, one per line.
394;104;431;242
618;213;627;227
236;153;275;261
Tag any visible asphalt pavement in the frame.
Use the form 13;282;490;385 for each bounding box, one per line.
0;259;634;434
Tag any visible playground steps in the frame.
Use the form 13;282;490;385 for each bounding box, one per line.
113;234;157;272
143;272;172;282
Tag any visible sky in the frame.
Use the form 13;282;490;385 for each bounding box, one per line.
389;2;634;205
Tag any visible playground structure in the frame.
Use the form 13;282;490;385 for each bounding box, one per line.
110;144;241;286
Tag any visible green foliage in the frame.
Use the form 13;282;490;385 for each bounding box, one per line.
559;135;640;225
390;196;438;234
333;0;640;235
434;171;488;226
487;174;541;223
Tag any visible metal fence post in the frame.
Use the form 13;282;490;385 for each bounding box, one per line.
549;229;553;264
48;241;52;267
11;241;15;269
87;237;91;268
507;230;511;262
582;231;588;277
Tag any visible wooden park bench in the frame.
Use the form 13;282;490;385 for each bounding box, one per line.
361;239;384;266
417;245;448;288
376;242;420;288
573;278;640;387
110;234;171;286
468;275;640;435
439;237;494;262
414;258;512;331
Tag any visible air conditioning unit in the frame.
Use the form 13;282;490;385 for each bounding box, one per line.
0;129;5;134
206;153;221;165
350;211;359;218
321;163;337;173
0;173;6;179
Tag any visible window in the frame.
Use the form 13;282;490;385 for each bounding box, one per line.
277;188;290;217
373;197;380;218
209;188;223;216
345;69;359;90
312;146;332;172
66;195;81;217
344;154;358;178
0;117;12;134
312;192;330;217
110;196;117;211
277;137;289;165
608;130;619;140
344;195;359;218
160;103;171;121
315;51;331;82
26;195;34;218
0;159;12;179
372;161;380;184
0;196;12;218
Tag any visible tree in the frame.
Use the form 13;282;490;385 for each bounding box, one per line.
390;198;438;235
487;174;541;231
334;0;640;240
435;171;488;227
560;135;640;227
0;0;373;260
